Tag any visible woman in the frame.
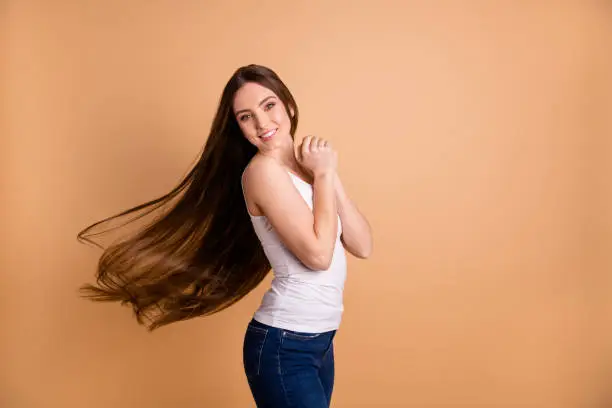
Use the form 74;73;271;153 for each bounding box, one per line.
78;64;372;407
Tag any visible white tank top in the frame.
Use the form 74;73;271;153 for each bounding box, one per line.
243;170;347;333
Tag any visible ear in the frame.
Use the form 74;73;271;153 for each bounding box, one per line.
289;106;295;118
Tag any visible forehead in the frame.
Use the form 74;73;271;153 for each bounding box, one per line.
233;82;277;110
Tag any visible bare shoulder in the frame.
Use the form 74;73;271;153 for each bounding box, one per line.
241;155;330;270
242;155;286;190
242;155;293;216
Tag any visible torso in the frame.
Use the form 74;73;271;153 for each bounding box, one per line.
241;158;347;333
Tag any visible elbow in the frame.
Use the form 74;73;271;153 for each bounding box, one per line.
359;234;374;259
360;241;373;259
342;235;373;260
352;245;372;259
303;251;334;271
354;247;372;259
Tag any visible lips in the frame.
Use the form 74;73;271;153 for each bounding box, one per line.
259;128;277;141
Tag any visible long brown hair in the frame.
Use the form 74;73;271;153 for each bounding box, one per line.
78;64;299;330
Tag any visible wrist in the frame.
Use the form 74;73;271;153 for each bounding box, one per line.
313;169;335;179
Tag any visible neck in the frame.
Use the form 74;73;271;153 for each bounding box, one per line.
260;138;299;170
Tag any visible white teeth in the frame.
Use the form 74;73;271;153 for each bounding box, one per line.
261;129;276;139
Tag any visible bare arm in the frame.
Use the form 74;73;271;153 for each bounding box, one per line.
335;172;373;259
311;171;338;267
244;158;337;270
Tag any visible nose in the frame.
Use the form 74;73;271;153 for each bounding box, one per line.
254;111;269;130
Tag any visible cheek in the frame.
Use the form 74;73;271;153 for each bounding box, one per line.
238;121;256;138
272;109;291;126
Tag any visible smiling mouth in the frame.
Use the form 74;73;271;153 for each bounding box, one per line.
259;128;277;140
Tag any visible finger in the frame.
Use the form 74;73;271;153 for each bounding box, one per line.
294;138;302;150
318;138;328;149
310;136;320;151
295;142;303;161
302;135;312;157
308;135;317;151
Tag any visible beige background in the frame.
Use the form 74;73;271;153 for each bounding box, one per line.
2;1;611;407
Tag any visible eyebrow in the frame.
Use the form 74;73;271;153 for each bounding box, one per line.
235;96;277;116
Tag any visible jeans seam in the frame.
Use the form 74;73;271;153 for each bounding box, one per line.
279;330;291;406
256;329;268;376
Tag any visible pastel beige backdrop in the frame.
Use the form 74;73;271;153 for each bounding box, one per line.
2;1;610;407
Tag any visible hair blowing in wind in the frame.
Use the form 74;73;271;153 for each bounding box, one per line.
78;65;300;330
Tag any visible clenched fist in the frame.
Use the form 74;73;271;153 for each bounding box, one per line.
295;136;337;178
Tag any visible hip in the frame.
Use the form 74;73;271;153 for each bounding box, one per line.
242;318;336;378
242;319;337;407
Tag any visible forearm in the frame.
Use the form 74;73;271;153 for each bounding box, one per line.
334;173;373;258
311;172;338;267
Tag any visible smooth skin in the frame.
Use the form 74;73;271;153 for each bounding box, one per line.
235;82;372;270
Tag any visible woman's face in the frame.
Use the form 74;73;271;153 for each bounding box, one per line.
233;82;294;152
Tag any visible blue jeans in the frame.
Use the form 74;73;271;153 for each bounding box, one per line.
243;319;337;408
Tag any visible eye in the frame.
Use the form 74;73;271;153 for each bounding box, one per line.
239;113;251;122
264;101;276;110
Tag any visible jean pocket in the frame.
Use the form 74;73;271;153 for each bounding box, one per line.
243;324;268;378
280;330;331;357
283;330;324;341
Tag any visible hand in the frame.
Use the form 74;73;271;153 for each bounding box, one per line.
295;135;337;178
